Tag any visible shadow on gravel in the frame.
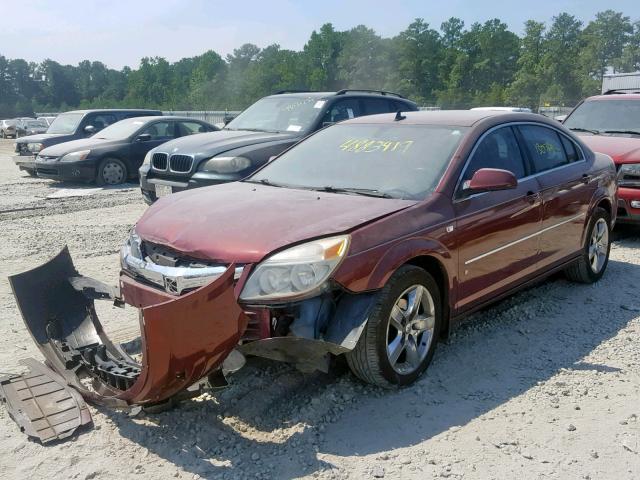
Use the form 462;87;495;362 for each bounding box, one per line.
105;253;640;479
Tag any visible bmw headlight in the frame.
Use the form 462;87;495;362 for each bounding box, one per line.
143;151;153;165
239;235;350;302
27;143;43;153
618;164;640;187
120;230;142;269
60;150;91;162
199;156;251;174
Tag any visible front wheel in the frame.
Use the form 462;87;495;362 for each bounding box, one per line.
96;158;128;186
565;207;611;283
346;265;442;388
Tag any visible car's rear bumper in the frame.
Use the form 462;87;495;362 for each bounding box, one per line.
35;158;98;182
616;187;640;224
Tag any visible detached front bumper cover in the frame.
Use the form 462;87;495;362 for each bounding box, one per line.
9;247;249;407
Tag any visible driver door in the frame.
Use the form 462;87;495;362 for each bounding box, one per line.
454;126;542;313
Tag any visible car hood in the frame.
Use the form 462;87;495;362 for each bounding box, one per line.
152;129;298;159
578;135;640;165
16;133;69;144
39;138;112;157
135;182;417;263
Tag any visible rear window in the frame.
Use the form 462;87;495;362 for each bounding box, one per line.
517;125;568;173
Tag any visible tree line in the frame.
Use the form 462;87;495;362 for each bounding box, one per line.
1;10;638;118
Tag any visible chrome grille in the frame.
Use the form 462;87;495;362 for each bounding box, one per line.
169;154;193;173
152;153;168;170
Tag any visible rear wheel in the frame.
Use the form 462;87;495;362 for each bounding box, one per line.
346;265;441;388
96;158;127;186
565;207;611;283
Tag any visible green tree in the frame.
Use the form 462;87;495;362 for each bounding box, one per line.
506;21;547;109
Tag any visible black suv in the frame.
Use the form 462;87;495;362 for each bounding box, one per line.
13;109;161;176
140;90;419;203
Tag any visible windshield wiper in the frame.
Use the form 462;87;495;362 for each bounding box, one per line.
236;127;282;134
314;186;392;198
569;127;600;135
602;129;640;136
244;178;286;188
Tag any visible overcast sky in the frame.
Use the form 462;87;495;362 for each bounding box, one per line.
1;0;637;69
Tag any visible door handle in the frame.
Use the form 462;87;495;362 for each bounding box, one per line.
525;191;539;204
581;174;592;184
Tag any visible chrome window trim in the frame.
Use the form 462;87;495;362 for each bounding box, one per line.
168;153;194;174
453;121;587;203
464;213;586;265
151;152;169;171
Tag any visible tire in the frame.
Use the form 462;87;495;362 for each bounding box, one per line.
346;265;442;388
96;158;128;186
565;207;611;283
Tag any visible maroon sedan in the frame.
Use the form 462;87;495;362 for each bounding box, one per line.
10;110;617;407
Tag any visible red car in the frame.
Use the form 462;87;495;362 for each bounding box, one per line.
563;93;640;224
10;111;617;407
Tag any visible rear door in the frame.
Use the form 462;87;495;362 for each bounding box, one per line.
454;125;542;312
515;125;594;267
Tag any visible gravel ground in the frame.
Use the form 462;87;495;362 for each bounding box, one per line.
0;137;638;480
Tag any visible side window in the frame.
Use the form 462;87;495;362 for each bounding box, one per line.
361;98;394;115
321;100;361;124
461;127;527;185
178;121;211;136
141;121;176;140
87;114;117;131
559;134;582;162
517;125;568;172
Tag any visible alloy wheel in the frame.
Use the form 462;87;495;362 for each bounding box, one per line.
588;217;609;274
386;284;436;375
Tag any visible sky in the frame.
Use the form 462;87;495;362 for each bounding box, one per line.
0;0;638;70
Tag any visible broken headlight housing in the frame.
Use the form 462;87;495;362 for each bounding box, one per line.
239;235;350;302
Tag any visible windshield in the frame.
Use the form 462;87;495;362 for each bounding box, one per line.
47;112;84;134
93;118;147;140
225;96;325;133
564;100;640;134
248;124;467;200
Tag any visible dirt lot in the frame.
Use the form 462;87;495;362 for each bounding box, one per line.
0;137;638;480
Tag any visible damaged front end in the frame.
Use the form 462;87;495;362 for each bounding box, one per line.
9;245;377;409
9;247;248;408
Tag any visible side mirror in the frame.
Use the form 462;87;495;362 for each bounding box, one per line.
84;125;96;135
223;116;234;126
136;133;152;142
464;168;517;193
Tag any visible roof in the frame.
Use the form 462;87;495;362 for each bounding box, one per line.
344;109;543;127
266;90;412;101
585;93;640;101
126;115;206;122
62;109;162;114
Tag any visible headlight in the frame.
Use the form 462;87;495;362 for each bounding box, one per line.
27;143;43;153
143;151;153;165
199;156;251;174
59;150;91;162
239;235;350;302
618;164;640;187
